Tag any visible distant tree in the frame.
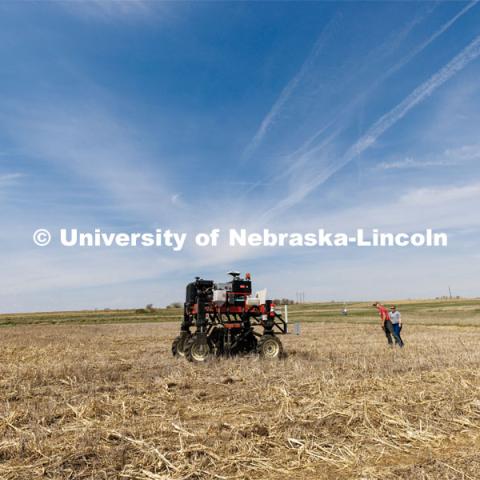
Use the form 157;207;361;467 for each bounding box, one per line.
134;304;156;314
272;298;295;305
167;302;182;309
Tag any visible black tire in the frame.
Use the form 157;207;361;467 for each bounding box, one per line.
185;334;212;363
172;336;181;357
257;335;283;359
172;332;190;357
239;330;258;354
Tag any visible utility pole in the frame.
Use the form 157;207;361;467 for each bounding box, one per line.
295;292;305;304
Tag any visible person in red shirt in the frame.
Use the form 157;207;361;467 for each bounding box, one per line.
372;302;404;347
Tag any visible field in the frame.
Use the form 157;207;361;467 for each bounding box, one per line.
1;300;480;479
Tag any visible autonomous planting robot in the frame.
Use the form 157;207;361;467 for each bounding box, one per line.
172;272;287;362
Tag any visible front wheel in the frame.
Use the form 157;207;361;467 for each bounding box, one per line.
257;335;283;359
185;334;212;363
172;332;190;357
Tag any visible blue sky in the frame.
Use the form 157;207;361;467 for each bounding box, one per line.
1;1;480;312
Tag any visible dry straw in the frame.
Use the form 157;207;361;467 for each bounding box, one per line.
0;322;479;479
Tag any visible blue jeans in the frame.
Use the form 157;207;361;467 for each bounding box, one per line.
392;323;404;347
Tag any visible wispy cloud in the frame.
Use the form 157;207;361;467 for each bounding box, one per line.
264;4;442;168
275;1;478;183
264;34;480;219
377;144;480;170
242;14;341;160
0;173;24;198
348;35;480;155
0;173;23;184
58;0;156;22
378;157;455;170
281;180;480;236
0;102;177;222
383;0;479;81
403;181;480;207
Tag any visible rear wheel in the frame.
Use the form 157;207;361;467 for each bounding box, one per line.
257;335;283;359
185;334;212;363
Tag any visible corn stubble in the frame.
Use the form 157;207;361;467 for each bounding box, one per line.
1;322;479;479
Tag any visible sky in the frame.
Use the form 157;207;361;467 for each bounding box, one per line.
1;1;480;312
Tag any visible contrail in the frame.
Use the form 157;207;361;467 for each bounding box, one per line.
383;0;479;81
277;0;479;183
348;35;480;159
245;3;439;167
242;14;341;160
263;34;480;219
